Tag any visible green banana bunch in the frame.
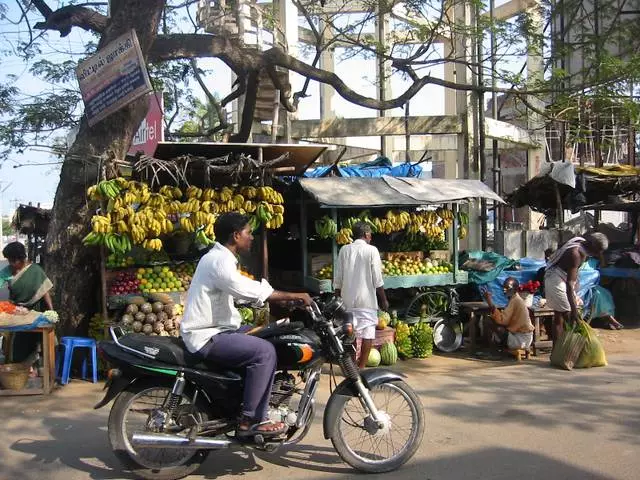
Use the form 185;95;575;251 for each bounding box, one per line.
256;202;273;223
457;211;469;225
314;216;338;239
97;180;121;199
248;215;260;232
195;229;215;246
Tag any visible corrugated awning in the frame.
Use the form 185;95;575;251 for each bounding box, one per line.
153;142;331;176
299;176;505;208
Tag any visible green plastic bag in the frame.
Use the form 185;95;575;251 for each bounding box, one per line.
575;321;607;368
550;323;587;371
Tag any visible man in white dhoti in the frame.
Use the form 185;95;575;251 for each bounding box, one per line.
544;233;608;344
334;222;389;369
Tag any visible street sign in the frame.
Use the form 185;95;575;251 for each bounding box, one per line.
76;29;152;127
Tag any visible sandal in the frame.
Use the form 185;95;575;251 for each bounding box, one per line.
236;420;287;438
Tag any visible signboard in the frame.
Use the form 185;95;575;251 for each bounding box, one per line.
128;92;164;156
76;29;152;126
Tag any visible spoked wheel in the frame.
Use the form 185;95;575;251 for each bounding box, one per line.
108;381;210;480
330;380;424;473
405;289;450;319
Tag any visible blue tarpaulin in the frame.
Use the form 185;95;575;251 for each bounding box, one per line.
480;257;600;308
304;157;422;178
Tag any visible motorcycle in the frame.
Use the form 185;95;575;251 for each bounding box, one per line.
95;296;425;480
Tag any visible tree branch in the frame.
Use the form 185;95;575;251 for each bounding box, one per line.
33;3;109;37
189;58;231;133
229;70;260;143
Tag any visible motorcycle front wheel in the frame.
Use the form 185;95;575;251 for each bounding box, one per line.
330;380;424;473
108;380;210;480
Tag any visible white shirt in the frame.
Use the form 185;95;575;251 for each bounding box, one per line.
180;243;274;352
334;239;384;311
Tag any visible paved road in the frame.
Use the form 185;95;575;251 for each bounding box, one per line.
0;354;638;480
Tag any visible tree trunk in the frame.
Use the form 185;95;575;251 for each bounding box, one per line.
44;0;165;334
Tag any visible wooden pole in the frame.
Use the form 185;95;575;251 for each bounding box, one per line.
100;246;108;324
554;182;564;228
258;147;269;280
331;208;338;290
300;190;308;279
452;203;459;283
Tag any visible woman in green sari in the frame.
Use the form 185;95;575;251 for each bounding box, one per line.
1;242;54;362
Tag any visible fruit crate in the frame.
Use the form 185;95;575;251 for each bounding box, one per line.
382;251;424;262
428;250;450;262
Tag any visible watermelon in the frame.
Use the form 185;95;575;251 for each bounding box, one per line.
366;348;381;367
380;342;398;365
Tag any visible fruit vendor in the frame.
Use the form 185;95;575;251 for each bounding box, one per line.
0;241;54;362
544;233;608;344
334;221;389;369
180;212;312;439
482;277;534;352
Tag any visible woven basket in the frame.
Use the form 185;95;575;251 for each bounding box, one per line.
0;363;30;390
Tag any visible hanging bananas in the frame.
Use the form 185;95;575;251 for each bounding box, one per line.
315;216;338;239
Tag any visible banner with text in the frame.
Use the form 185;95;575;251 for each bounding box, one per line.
76;29;152;127
128;92;164;156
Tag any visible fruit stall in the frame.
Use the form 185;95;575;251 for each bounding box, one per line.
297;176;505;320
82;142;328;339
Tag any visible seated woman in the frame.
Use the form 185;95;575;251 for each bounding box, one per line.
1;242;54;362
589;285;623;330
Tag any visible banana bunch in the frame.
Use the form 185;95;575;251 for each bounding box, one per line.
130;224;147;244
336;227;353;245
218;187;234;202
186;186;203;199
180;217;196;233
201;188;217;201
265;213;284;230
88;179;122;200
142;238;163;251
315;216;338;239
82;231;132;254
91;215;112;234
159;185;182;200
256;201;273;224
239;186;257;199
242;200;256;213
191;211;216;227
457;211;469;225
257;186;283;204
248;215;260;232
184;198;201;213
458;225;468;239
195;229;215;246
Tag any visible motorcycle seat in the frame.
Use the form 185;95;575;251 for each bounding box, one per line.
118;334;234;372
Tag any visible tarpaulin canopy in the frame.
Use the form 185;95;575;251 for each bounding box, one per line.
304;157;422;178
299;176;505;208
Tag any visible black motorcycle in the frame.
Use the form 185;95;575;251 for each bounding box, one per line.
95;296;425;480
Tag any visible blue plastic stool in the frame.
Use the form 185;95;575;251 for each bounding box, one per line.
58;337;98;385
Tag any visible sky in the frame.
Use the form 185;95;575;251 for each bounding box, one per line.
0;0;521;212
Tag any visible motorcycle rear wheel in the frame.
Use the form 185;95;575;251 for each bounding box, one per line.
330;380;424;473
108;380;210;480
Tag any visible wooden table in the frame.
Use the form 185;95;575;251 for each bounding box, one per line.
0;325;56;396
461;302;555;355
530;306;554;355
460;301;491;354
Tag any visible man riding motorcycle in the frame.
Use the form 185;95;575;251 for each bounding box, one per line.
180;212;312;438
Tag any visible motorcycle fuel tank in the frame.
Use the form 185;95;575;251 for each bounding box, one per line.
265;329;324;371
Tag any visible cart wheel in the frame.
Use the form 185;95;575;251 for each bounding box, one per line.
405;290;450;320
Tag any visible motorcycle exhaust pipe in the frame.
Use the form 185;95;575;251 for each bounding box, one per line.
131;432;232;450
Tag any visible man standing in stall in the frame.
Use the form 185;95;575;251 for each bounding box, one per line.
334;222;389;369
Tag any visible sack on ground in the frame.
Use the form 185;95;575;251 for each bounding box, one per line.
575;321;607;368
550;323;587;371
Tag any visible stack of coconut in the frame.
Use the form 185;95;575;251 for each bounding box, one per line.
119;294;183;337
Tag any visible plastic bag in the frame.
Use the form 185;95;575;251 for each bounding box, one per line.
550;323;587;371
575;322;607;368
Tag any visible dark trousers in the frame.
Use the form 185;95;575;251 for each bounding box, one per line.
198;328;277;421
